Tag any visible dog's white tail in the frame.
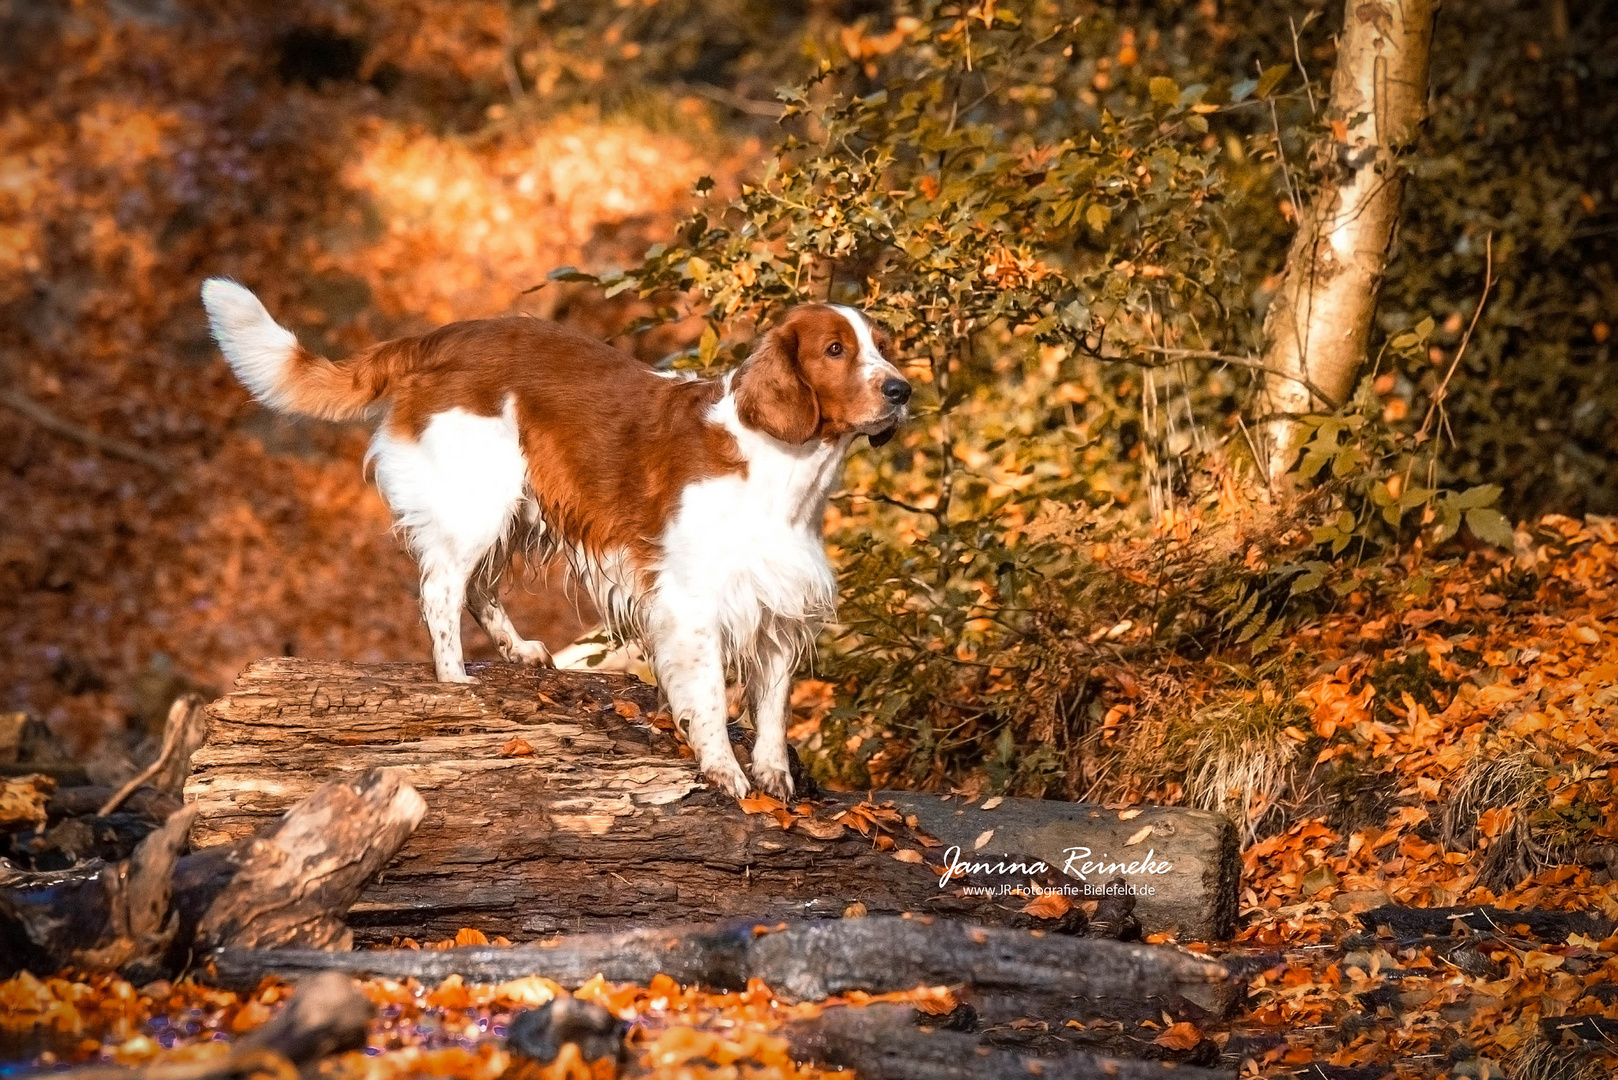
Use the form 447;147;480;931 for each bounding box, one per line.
201;279;303;410
201;277;397;421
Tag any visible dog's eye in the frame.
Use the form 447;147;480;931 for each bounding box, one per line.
826;341;844;357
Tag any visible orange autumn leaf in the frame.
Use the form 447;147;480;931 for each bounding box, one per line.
910;986;961;1015
501;738;535;757
425;974;471;1009
738;794;787;816
1021;891;1073;920
1154;1022;1203;1050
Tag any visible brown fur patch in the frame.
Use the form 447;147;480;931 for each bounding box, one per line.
289;318;743;569
273;305;898;578
733;305;893;441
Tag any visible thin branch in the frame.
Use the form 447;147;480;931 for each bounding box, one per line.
1137;346;1339;406
99;695;204;816
1233;410;1272;494
1288;13;1319;117
0;388;176;474
834;490;941;518
1419;232;1496;444
501;16;526;104
1264;66;1304;219
682;81;788;119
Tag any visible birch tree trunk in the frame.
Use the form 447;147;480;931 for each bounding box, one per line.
1254;0;1438;483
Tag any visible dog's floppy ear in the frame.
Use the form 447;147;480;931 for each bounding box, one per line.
734;322;820;444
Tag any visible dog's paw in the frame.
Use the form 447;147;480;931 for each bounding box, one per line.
703;760;752;800
504;640;554;667
436;668;478;685
751;764;795;804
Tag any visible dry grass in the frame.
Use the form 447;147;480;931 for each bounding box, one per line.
1508;1038;1602;1080
1441;748;1563;890
1169;691;1300;845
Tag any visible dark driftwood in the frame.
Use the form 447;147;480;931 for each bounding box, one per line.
188;767;425;951
75;806;196;981
1358;905;1614;943
34;972;371;1080
187;659;1240;942
98;695;210;817
47;787;182;824
1;769;423;976
207;915;1241;1023
783;1004;1233;1080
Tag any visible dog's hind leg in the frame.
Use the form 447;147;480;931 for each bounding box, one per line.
370;399;530;684
419;546;482;683
469;578;554;666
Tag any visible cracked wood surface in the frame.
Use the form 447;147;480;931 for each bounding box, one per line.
187;659;1239;941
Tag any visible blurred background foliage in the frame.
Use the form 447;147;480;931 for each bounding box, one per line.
1;0;1611;808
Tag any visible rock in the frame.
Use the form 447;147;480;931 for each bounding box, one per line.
1332;889;1392;914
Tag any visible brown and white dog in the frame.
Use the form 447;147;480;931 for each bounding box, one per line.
201;280;910;800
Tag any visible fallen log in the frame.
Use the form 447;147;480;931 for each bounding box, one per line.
783;1003;1233;1080
206;914;1242;1022
0;768;424;977
1357;905;1614;943
187;659;1240;941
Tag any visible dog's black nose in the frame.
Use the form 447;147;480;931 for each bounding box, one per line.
882;378;912;406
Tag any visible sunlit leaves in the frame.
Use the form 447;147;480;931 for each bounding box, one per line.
1253;63;1291;99
1148;77;1180;107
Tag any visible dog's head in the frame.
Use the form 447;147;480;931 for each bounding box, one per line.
734;304;911;446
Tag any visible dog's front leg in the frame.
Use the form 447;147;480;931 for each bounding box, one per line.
747;639;797;802
651;614;749;799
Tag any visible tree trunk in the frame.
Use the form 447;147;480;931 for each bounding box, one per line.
185;659;1241;942
1254;0;1438;483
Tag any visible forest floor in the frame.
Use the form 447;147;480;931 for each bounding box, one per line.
1213;515;1618;1077
4;519;1615;1079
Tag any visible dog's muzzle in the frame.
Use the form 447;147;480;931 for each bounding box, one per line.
868;377;912;445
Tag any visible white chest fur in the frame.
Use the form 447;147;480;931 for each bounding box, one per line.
652;393;847;671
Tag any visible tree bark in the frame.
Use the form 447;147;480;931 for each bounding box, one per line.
185;659;1241;942
1254;0;1438;483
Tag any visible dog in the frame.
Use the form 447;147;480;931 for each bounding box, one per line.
201;279;910;800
